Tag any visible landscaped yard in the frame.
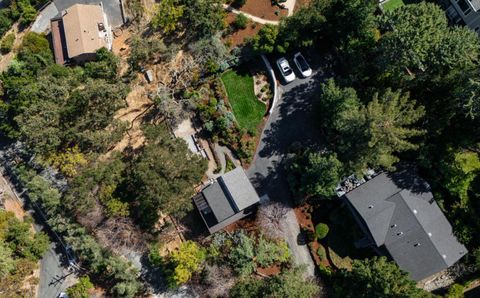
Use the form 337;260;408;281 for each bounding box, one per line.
221;69;266;132
382;0;405;11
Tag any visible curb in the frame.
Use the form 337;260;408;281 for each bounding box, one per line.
261;54;278;115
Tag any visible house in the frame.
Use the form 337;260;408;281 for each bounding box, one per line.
446;0;480;34
343;169;467;281
50;3;112;65
193;168;260;234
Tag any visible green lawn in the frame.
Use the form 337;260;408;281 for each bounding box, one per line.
382;0;405;11
221;69;266;132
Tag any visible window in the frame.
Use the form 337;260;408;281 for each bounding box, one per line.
457;0;472;15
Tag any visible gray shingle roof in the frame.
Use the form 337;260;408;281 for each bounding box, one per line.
202;182;235;223
345;170;467;281
201;167;260;223
220;167;260;211
469;0;480;11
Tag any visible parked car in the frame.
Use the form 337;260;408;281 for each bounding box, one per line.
65;245;77;267
58;293;69;298
293;52;312;78
276;57;296;83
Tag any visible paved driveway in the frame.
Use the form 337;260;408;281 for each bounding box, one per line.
53;0;123;27
247;54;332;277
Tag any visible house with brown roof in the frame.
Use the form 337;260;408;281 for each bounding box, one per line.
50;3;112;64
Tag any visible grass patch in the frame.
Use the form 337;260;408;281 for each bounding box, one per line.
221;68;266;132
382;0;405;11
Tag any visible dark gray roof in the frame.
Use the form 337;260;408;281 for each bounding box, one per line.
345;170;467;281
201;167;260;223
202;182;235;223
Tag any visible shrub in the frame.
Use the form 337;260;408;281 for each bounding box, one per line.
316;245;327;261
315;223;329;240
66;276;94;298
234;13;248;30
1;33;14;53
446;283;465;298
232;0;247;8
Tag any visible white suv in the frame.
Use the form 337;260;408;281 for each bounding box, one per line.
276;57;296;83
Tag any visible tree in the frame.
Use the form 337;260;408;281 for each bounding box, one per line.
265;266;320;298
151;0;184;34
251;24;280;54
84;47;120;81
0;242;15;277
233;13;248;30
18;32;53;72
277;0;328;51
167;241;205;287
315;223;329;240
66;276;94;298
230;266;320;298
255;235;290;268
446;284;465;298
1;33;15;54
454;77;480;120
128;36;167;69
297;152;343;198
181;0;225;39
334;256;431;298
377;3;479;79
316;81;425;171
227;231;256;276
131;124;207;227
256;202;288;239
362;89;425;170
440;150;480;206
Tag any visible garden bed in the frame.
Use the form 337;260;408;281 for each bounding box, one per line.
221;68;266;133
227;0;288;21
225;13;264;48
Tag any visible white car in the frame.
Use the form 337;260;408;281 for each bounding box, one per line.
58;293;69;298
276;57;296;83
293;52;312;78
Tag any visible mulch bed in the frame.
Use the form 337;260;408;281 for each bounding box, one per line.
225;13;264;48
234;0;288;20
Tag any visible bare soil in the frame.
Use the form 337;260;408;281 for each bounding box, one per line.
232;0;288;20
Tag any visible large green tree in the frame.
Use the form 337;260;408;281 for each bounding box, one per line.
131;124;207;227
151;0;184;34
377;2;479;81
333;257;431;298
181;0;225;39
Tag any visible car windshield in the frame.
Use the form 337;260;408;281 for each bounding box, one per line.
297;56;309;71
283;66;293;75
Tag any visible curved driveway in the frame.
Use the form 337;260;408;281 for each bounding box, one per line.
247;55;331;277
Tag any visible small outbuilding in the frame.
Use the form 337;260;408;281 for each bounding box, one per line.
193;168;260;234
344;168;467;281
50;3;112;64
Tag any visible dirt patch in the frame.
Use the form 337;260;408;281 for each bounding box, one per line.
3;195;25;219
0;22;27;73
225;13;264;48
105;83;153;156
257;264;281;276
230;0;288;21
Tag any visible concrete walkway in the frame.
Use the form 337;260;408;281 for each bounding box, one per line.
223;4;279;25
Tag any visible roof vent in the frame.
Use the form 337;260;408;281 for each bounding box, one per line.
414;243;421;247
390;224;397;228
413;209;418;214
442;254;447;259
368;205;374;209
397;232;403;236
428;232;432;237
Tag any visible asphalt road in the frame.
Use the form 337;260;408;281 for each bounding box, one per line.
247;54;332;277
38;242;73;298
